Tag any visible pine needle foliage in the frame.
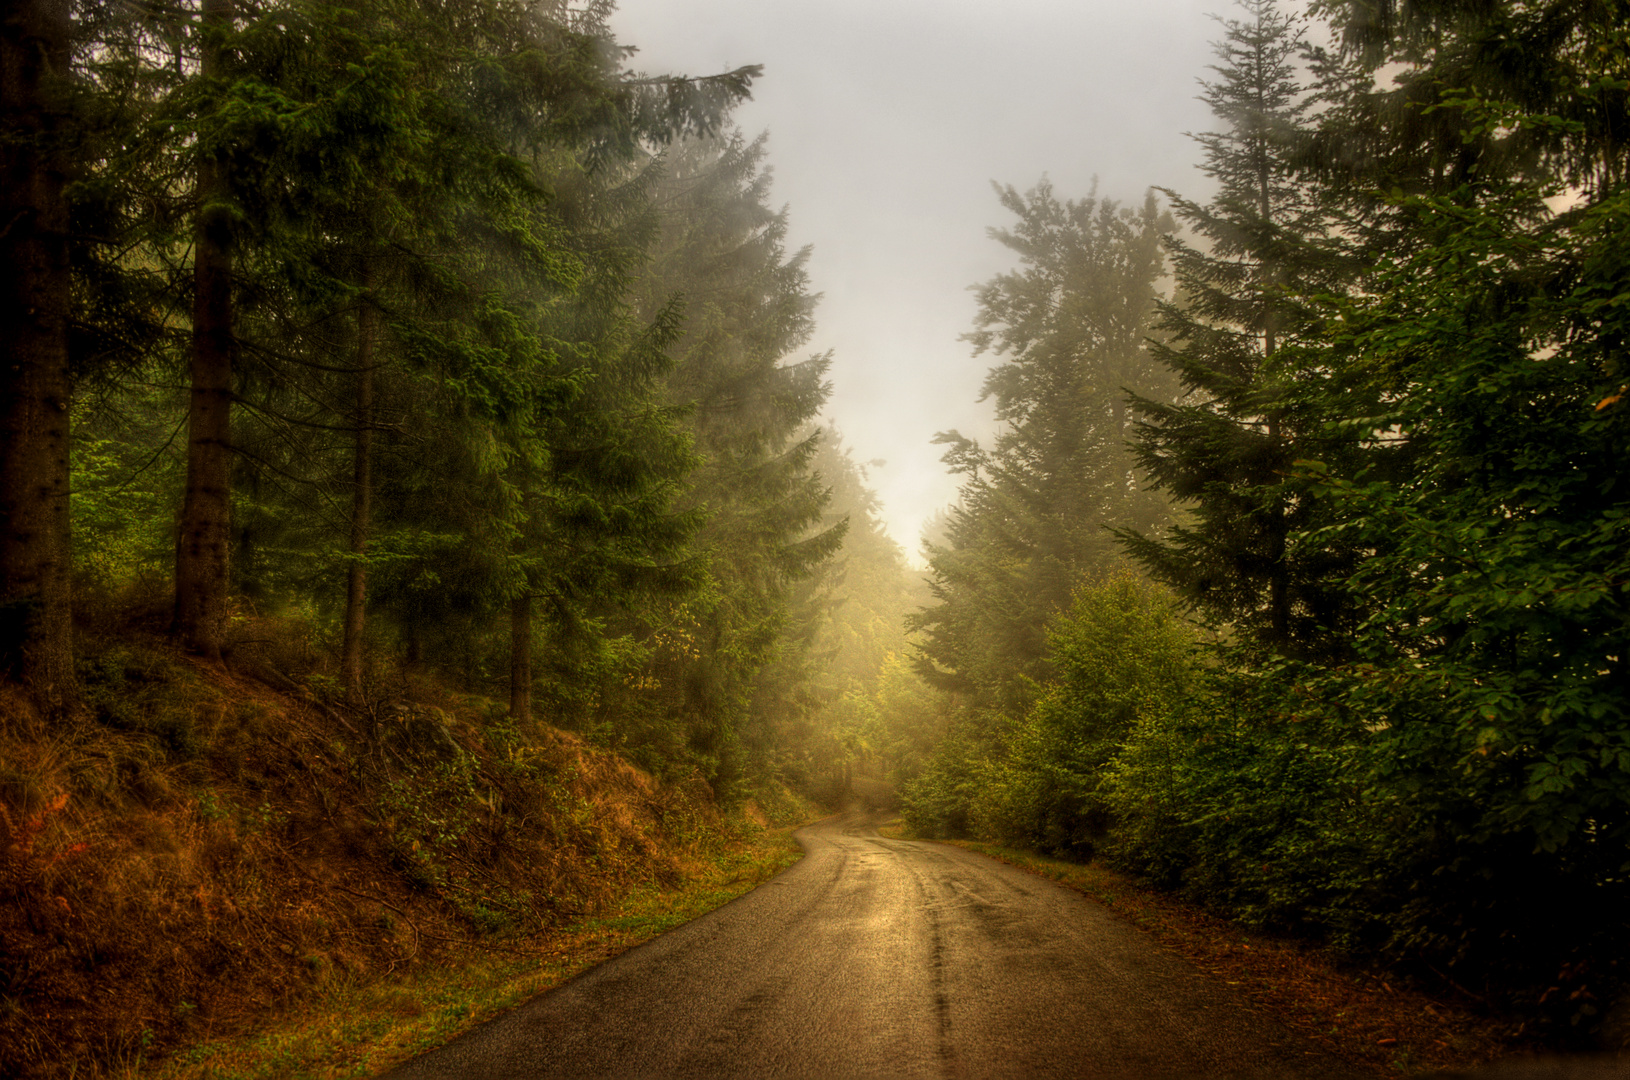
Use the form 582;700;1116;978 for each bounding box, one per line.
1119;0;1367;661
912;182;1176;708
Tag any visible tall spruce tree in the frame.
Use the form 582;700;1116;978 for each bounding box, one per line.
1119;0;1362;659
610;132;841;787
0;0;75;708
913;183;1175;705
0;0;167;707
172;0;241;660
501;155;703;724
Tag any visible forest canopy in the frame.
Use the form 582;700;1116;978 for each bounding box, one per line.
1;0;1627;1050
0;0;917;804
901;0;1630;1035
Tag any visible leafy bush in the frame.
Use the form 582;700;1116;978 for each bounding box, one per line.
1102;662;1396;946
1099;653;1629;1031
983;570;1198;857
904;570;1200;851
901;714;1002;839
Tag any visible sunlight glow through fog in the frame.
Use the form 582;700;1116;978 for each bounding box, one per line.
609;0;1223;559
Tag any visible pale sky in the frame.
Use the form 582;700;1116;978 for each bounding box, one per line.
609;0;1225;560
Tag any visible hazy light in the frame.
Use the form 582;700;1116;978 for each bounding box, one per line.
611;0;1222;553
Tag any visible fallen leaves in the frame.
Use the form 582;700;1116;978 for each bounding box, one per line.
946;840;1523;1079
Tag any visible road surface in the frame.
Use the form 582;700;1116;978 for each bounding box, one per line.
387;812;1367;1079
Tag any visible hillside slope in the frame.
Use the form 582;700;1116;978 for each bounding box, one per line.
0;617;798;1078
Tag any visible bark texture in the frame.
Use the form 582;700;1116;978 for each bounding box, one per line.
509;592;531;721
173;0;236;660
0;0;75;711
341;288;378;705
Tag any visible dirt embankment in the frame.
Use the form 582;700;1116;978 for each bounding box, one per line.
0;619;776;1079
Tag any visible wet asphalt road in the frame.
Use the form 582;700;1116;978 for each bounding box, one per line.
386;812;1367;1079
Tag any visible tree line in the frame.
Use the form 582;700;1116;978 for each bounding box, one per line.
903;0;1629;1031
0;0;915;798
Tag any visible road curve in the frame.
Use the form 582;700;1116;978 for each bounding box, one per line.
387;812;1366;1079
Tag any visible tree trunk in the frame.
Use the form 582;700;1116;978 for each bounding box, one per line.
1266;413;1290;647
1259;132;1289;650
173;0;235;661
341;281;378;706
0;0;75;713
509;591;531;721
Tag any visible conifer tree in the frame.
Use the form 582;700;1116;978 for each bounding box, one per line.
1119;0;1361;659
0;0;75;707
148;0;758;677
773;430;922;796
612;132;842;785
172;0;239;660
501;175;703;724
914;183;1174;705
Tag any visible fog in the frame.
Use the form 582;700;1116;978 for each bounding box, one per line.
610;0;1225;560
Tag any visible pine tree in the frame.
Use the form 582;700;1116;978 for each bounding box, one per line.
914;182;1175;705
0;0;75;708
1119;0;1362;659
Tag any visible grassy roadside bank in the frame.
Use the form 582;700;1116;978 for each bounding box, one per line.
877;820;1521;1079
0;623;825;1079
144;821;809;1079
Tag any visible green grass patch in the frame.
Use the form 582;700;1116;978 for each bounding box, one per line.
143;826;805;1080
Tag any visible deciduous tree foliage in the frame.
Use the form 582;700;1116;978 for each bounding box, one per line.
1244;0;1630;995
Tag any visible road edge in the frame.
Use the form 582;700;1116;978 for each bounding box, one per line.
147;819;815;1080
877;820;1520;1080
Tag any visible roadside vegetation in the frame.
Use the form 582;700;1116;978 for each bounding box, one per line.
928;836;1518;1079
144;806;805;1080
898;0;1630;1056
2;0;1626;1073
0;602;817;1076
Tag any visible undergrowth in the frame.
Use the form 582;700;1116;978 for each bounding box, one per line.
141;825;803;1080
0;606;817;1079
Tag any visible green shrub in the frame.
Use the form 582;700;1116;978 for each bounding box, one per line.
1102;665;1394;946
982;570;1198;856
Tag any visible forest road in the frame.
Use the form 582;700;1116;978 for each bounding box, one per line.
386;811;1367;1080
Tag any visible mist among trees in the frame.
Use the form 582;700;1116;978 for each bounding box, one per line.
901;0;1629;1035
1;0;1627;1063
1;0;924;803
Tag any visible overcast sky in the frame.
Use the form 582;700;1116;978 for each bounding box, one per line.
608;0;1227;561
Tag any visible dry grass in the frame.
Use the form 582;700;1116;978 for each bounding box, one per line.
138;825;804;1079
0;618;814;1080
